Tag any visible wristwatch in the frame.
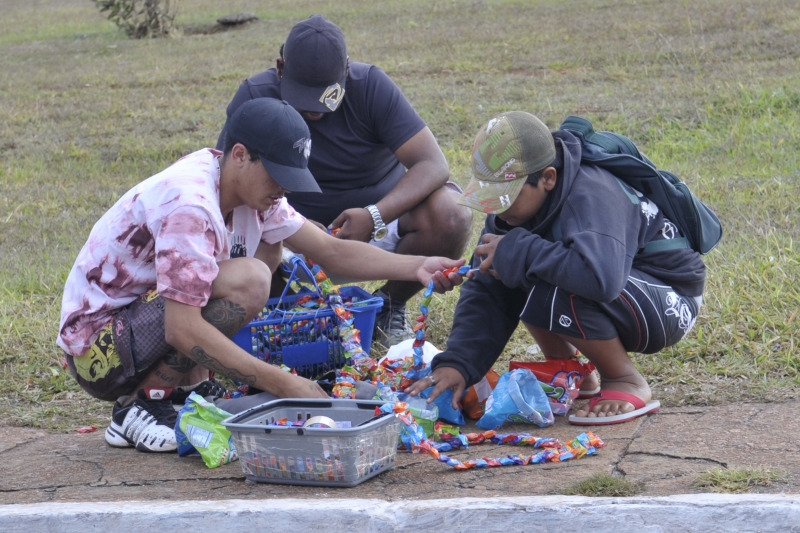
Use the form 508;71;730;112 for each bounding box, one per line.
365;204;388;241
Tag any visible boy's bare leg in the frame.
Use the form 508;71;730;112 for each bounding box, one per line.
177;365;211;388
525;324;651;417
131;352;197;398
524;323;600;394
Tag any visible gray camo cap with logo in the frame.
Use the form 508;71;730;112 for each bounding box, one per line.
458;111;555;214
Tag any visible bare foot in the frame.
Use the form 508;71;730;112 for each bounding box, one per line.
574;374;651;418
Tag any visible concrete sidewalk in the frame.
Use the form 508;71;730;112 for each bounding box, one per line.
3;495;800;533
2;400;798;506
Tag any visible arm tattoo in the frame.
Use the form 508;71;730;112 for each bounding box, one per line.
201;298;248;337
189;345;257;386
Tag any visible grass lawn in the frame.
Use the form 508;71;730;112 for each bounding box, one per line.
1;0;798;430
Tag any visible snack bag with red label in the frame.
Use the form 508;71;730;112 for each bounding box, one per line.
508;358;595;415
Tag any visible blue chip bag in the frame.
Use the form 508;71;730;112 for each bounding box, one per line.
419;386;465;426
476;368;554;429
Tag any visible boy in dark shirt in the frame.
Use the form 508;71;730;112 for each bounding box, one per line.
407;112;705;425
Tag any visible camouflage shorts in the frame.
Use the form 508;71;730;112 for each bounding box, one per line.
66;290;177;401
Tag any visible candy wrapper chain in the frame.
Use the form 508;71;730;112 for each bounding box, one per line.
329;265;472;399
380;401;606;470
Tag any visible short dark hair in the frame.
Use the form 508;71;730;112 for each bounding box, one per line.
222;132;260;162
525;135;563;186
525;168;546;187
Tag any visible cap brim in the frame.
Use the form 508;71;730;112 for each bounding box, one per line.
281;74;346;114
457;175;527;214
260;156;321;194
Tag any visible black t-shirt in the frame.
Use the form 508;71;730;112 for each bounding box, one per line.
217;62;426;225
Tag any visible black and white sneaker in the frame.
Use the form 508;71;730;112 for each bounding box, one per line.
372;289;414;349
105;388;178;452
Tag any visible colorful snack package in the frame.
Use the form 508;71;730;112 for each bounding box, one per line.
175;392;237;469
509;358;595;415
461;369;501;420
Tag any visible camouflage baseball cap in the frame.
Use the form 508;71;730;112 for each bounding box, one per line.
458;111;555;214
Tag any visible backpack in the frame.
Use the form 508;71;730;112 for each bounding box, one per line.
556;116;722;255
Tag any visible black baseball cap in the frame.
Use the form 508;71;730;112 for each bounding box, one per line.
227;98;321;193
281;14;347;114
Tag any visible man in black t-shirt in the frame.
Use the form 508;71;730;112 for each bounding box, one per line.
217;15;473;348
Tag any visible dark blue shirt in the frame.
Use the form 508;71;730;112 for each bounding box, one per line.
217;62;426;225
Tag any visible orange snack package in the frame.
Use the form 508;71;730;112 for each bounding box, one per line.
461;369;501;420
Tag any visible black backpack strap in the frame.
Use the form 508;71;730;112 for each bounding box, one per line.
561;116;645;160
560;116;619;153
641;237;690;254
614;177;641;205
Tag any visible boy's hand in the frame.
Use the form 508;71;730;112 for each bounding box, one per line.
404;366;467;410
276;373;329;399
416;257;466;292
474;233;503;279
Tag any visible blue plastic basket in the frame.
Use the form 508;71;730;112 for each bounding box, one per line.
231;258;383;379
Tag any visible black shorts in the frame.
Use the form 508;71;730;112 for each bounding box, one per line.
66;290;176;401
520;269;701;354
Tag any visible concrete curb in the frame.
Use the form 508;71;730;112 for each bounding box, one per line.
2;495;799;532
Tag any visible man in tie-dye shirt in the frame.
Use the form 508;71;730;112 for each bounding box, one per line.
59;98;465;453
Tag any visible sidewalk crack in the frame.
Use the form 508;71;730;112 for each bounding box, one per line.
0;439;38;456
54;450;104;485
393;459;433;470
117;476;246;487
625;450;727;467
611;420;648;476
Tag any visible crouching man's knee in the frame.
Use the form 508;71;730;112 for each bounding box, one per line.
212;257;272;317
427;190;474;256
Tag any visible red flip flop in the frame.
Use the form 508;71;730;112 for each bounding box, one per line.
577;386;601;400
568;390;660;426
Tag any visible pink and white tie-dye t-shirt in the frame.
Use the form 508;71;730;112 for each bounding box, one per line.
58;148;305;357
